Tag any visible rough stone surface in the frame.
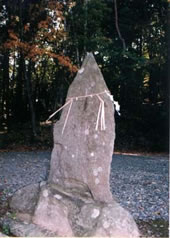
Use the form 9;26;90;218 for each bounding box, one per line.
9;220;57;237
7;183;139;237
10;183;40;214
48;53;115;202
94;203;140;237
14;212;32;223
32;184;73;236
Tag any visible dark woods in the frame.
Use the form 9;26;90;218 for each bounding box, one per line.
0;0;169;152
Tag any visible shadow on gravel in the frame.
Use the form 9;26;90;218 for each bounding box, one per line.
136;219;169;237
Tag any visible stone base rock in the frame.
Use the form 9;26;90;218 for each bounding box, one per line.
5;182;140;237
8;220;57;237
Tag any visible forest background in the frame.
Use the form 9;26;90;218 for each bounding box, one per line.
0;0;169;153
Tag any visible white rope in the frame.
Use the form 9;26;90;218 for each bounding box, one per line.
62;99;73;134
67;90;109;100
47;99;72;121
101;101;105;130
47;90;120;134
95;101;102;131
96;95;105;131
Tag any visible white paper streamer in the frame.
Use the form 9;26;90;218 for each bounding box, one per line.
114;101;121;116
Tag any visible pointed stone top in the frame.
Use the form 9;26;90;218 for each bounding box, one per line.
77;52;99;77
67;52;108;98
80;52;97;69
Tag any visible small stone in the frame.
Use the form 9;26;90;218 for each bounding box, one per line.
32;186;73;236
9;220;58;237
94;203;140;237
10;183;40;214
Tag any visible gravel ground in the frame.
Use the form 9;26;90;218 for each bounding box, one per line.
0;151;168;222
110;154;169;221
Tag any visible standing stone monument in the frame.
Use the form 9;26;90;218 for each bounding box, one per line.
4;53;140;237
48;52;115;203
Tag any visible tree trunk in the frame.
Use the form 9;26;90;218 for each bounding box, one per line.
70;6;80;66
167;2;170;101
1;55;5;118
24;60;37;137
113;0;126;50
15;54;24;121
83;0;88;54
149;68;159;104
2;51;10;129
